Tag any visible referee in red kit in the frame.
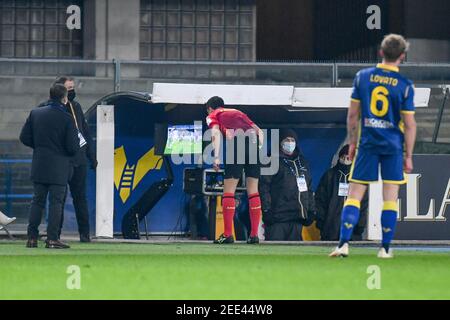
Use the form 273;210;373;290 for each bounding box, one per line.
205;96;264;244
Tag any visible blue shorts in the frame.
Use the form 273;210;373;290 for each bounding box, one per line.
349;148;406;185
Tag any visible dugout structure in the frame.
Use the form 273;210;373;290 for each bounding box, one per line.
85;83;438;240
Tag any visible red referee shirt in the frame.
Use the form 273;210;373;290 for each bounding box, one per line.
206;108;255;137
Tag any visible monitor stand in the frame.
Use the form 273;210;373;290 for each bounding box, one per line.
121;156;173;239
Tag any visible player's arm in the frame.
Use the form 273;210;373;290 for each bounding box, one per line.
402;113;416;173
401;83;416;173
347;100;361;160
211;124;221;171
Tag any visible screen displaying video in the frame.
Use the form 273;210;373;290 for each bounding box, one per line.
164;124;202;155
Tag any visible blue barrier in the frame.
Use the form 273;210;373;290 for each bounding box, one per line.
0;159;32;164
0;159;32;215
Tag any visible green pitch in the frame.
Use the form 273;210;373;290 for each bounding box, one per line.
164;140;202;155
0;241;449;300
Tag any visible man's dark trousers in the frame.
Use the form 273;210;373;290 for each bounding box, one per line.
28;183;67;241
265;222;303;241
59;164;90;238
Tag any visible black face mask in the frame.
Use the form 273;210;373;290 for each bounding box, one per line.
337;161;351;173
68;89;76;102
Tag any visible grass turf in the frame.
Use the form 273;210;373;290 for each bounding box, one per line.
0;241;449;300
165;140;202;155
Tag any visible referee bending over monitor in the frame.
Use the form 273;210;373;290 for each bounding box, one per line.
205;96;264;244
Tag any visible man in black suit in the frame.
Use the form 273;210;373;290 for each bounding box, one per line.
54;76;96;242
36;77;96;242
20;84;80;249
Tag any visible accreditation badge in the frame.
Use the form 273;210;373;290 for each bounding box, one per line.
338;182;349;197
297;176;308;193
78;130;87;148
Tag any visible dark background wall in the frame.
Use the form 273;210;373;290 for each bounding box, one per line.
257;0;314;61
256;0;450;62
403;0;450;40
313;0;388;62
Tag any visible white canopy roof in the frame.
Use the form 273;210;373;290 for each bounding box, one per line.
151;83;431;108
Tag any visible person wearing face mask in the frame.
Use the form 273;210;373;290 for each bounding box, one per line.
53;76;96;242
259;129;316;241
20;84;80;249
37;77;96;242
315;145;368;241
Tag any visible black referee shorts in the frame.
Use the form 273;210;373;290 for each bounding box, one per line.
223;136;261;180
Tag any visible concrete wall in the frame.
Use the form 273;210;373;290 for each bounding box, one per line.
0;76;115;143
407;39;450;63
403;0;450;62
0;0;142;147
0;74;158;150
94;0;140;61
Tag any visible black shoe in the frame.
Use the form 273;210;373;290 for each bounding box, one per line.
80;235;91;243
247;236;260;244
213;234;234;244
26;239;38;248
45;240;70;249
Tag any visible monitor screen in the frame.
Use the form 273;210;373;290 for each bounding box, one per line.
164;123;202;155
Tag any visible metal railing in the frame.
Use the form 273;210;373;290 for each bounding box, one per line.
1;58;449;88
0;58;113;78
0;58;449;142
335;62;450;87
432;86;450;143
116;60;336;87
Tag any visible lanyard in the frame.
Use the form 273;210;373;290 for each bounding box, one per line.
283;158;306;178
338;171;350;184
68;102;79;130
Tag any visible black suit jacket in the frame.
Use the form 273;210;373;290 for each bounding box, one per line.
20;100;80;185
37;99;96;167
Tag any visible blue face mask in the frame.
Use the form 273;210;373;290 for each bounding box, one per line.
282;141;296;154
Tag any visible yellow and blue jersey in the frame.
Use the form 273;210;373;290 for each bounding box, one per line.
351;63;415;155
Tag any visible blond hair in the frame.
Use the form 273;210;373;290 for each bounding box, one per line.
381;34;409;62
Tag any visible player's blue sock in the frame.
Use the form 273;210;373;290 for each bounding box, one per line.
338;199;361;248
381;201;398;253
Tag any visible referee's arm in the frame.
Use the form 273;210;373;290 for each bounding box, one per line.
211;124;221;171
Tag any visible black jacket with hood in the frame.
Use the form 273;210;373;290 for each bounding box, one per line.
259;129;316;226
315;160;368;240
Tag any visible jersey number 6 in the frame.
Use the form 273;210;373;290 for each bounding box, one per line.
370;86;389;117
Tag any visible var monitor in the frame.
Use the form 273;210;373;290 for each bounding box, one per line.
163;123;203;155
